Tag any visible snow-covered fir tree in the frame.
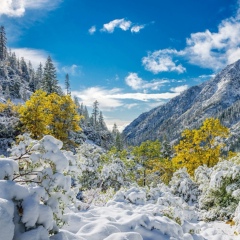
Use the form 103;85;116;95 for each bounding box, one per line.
41;56;60;94
0;26;7;61
65;73;71;95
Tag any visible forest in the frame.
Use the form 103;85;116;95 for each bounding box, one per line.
1;25;240;239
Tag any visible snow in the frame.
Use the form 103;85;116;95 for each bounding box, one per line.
1;135;240;240
0;158;18;180
0;198;14;240
61;186;239;240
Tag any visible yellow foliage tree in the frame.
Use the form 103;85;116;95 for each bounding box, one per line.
172;118;229;176
0;99;19;117
18;90;82;142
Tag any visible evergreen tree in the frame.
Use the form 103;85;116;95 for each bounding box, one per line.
98;111;107;131
73;96;81;113
20;57;30;82
28;61;37;92
8;52;18;70
35;63;43;90
42;56;59;94
83;106;90;124
0;26;7;61
112;123;123;151
92;100;99;128
65;73;71;95
161;135;173;160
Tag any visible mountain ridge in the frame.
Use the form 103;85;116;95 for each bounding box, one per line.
122;59;240;148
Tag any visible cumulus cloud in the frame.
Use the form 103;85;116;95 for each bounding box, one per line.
125;73;169;91
0;0;62;17
131;25;145;33
101;18;132;33
12;48;49;68
62;64;82;76
88;25;96;35
142;49;186;74
142;3;240;72
185;14;240;70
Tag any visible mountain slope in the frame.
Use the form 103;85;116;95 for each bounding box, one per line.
122;59;240;147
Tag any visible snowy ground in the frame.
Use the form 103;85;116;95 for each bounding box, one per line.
60;190;239;240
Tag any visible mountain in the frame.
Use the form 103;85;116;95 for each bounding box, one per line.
122;59;240;149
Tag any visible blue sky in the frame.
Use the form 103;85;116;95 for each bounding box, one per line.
0;0;239;130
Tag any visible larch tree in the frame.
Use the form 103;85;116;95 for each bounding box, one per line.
18;90;49;139
18;90;82;142
172;118;229;176
0;26;7;61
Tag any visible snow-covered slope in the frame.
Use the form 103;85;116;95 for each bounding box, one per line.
123;59;240;146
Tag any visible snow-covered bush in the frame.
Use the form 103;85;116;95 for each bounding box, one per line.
76;142;103;190
196;157;240;221
101;157;127;191
1;134;80;239
170;168;200;205
107;185;198;233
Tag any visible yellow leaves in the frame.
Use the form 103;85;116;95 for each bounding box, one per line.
18;90;82;142
172;118;229;176
0;99;19;117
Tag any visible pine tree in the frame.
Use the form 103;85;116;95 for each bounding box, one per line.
35;63;43;90
28;61;37;92
20;57;30;82
161;135;173;160
92;100;99;129
65;73;71;95
98;111;107;131
73;96;81;113
0;26;7;61
83;106;90;124
112;123;123;151
42;56;59;94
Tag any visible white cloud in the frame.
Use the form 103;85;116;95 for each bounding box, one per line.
131;25;145;33
88;25;96;35
143;3;240;72
62;64;82;76
184;15;240;70
170;85;188;93
72;86;180;112
101;18;132;33
142;49;186;74
0;0;62;17
12;47;48;68
125;73;169;91
72;87;123;110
